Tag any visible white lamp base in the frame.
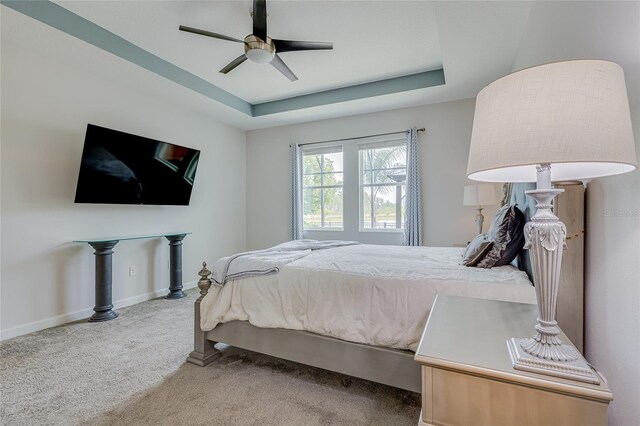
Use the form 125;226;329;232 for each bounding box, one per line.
507;338;600;384
508;164;600;385
474;208;484;235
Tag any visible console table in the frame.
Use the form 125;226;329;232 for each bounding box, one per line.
74;232;191;322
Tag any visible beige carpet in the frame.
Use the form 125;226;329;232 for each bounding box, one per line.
0;290;420;425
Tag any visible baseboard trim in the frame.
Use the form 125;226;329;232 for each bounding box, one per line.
0;281;197;341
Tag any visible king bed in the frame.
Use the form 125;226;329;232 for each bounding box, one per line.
187;183;585;393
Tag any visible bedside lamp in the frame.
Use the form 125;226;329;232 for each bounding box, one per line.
467;60;637;383
463;184;499;235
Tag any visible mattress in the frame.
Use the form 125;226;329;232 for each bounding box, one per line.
200;244;536;351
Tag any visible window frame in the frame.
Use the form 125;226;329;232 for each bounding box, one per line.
358;139;407;233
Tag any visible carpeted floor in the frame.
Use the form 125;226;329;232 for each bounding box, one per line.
0;290;420;425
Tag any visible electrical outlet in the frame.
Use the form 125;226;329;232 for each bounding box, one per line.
129;266;136;276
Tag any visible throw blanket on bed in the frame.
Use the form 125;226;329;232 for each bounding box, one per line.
210;239;359;286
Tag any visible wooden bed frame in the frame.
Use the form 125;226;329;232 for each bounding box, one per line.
187;274;421;392
187;182;585;393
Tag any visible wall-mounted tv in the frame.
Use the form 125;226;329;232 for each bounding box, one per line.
74;124;200;206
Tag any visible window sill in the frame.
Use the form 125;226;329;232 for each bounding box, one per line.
304;228;344;232
358;228;404;234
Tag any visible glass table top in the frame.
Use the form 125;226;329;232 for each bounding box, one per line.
73;232;191;243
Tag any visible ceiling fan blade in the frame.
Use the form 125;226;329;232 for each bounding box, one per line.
220;55;248;74
253;0;268;42
270;54;298;81
179;25;244;43
272;39;333;53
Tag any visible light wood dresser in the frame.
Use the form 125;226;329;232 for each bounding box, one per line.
414;295;612;426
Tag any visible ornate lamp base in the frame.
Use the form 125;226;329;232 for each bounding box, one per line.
508;164;600;386
475;208;484;235
508;338;600;384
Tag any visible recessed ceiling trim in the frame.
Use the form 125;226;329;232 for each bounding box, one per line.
2;0;252;115
253;69;445;116
3;1;446;118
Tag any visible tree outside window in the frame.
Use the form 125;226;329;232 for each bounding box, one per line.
359;143;407;230
302;147;343;229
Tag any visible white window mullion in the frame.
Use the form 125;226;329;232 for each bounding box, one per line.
369;150;374;229
341;142;359;235
396;184;402;228
370;185;375;229
320;154;325;227
358;149;364;231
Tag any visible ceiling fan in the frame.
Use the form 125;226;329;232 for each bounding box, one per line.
179;0;333;82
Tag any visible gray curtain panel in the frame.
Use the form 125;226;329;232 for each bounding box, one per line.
403;127;422;246
291;144;303;240
501;183;512;207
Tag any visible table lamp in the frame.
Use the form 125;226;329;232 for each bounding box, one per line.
467;60;637;383
463;184;499;235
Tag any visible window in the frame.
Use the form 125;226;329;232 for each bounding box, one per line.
359;140;407;230
302;146;343;230
296;134;409;239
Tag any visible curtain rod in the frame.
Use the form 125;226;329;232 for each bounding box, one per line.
294;128;425;147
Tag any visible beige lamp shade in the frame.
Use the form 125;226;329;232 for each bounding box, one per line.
463;184;499;207
467;60;637;182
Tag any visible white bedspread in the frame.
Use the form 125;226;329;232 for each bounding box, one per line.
200;244;536;351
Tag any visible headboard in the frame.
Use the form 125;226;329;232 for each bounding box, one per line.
504;181;585;353
508;183;536;281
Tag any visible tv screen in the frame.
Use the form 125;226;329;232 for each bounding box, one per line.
74;124;200;206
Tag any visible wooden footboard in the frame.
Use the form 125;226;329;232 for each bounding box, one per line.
206;320;421;392
186;262;221;366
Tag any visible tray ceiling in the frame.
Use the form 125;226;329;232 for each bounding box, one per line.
2;1;539;129
55;0;443;104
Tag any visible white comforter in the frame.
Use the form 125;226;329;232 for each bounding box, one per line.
200;244;536;351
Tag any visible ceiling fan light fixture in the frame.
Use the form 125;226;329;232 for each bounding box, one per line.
244;35;276;63
180;0;333;80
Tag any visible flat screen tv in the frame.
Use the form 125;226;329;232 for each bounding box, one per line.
74;124;200;206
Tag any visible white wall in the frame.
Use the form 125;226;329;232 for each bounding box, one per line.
513;2;640;424
246;98;496;250
0;38;246;339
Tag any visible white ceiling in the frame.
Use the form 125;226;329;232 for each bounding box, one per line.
55;0;443;104
5;1;637;132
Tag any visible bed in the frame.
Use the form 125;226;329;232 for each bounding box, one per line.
187;183;585;393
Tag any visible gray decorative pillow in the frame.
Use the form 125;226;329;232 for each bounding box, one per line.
477;205;526;268
461;234;493;266
486;204;511;241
